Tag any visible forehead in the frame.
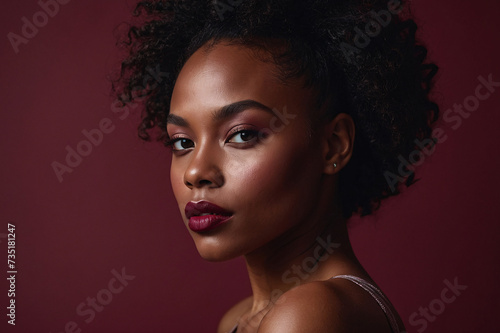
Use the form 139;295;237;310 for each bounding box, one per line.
170;41;316;117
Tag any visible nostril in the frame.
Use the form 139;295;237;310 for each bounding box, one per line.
185;179;212;188
184;167;223;188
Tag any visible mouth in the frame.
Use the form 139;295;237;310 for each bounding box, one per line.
185;201;233;232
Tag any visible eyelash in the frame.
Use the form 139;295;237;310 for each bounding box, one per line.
226;126;260;144
165;127;261;152
164;137;193;152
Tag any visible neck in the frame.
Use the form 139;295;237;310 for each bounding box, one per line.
243;206;362;315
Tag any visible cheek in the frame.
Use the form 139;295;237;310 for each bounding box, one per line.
170;160;186;202
225;141;321;209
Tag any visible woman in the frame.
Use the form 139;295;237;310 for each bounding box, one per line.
115;0;438;331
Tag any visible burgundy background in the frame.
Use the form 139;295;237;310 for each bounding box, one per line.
1;1;499;332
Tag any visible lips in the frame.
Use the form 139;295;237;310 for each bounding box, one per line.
185;201;233;232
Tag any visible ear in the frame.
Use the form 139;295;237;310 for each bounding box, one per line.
322;113;355;175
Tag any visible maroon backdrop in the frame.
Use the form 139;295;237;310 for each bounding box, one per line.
1;1;499;332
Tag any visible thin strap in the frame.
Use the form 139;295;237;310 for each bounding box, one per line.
228;323;238;333
332;275;401;333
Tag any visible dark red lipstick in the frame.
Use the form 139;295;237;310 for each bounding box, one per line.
185;201;233;232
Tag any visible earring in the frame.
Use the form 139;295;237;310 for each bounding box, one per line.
333;163;337;168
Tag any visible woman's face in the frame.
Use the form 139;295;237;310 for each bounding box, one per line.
168;42;331;261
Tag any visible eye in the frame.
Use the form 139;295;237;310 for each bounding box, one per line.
227;129;259;143
166;138;194;151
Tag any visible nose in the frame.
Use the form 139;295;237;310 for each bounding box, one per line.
183;145;224;189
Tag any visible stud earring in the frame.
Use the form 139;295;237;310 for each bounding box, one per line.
333;163;337;168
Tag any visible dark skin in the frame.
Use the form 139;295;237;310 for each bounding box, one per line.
167;41;405;332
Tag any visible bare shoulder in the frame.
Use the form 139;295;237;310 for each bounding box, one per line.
217;296;253;333
258;281;348;333
258;278;395;333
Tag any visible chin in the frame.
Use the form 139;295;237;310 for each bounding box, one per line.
197;249;240;262
193;238;243;262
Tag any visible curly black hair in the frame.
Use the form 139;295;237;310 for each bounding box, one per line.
114;0;439;218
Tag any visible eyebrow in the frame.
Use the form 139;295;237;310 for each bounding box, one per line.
166;99;274;127
212;99;274;121
166;113;189;127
